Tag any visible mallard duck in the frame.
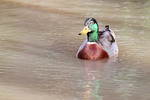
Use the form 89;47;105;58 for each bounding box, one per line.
77;18;118;60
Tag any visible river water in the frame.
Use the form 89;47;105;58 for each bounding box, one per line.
0;0;150;100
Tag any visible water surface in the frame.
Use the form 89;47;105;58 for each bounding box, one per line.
0;0;150;100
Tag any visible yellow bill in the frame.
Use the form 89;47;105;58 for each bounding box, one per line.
79;26;90;35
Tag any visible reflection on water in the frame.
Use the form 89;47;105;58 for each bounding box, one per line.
0;0;150;100
81;59;110;100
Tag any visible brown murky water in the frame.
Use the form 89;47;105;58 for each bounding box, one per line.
0;0;150;100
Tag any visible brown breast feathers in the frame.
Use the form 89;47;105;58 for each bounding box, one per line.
78;43;109;60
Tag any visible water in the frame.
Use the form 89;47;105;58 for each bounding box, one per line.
0;0;150;100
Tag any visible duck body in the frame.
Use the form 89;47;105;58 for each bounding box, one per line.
98;27;118;57
77;18;118;60
78;42;109;60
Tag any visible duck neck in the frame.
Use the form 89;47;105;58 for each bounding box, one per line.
87;24;99;42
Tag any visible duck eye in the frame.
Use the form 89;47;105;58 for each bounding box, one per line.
91;21;94;24
85;28;87;30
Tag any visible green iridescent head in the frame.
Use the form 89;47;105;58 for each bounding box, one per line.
79;18;99;42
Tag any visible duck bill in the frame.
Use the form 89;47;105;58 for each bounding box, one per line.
79;26;90;35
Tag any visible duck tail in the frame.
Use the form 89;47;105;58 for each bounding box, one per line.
105;25;110;32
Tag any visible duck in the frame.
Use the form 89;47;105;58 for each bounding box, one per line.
76;18;118;60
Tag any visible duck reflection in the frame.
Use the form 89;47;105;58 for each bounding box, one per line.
79;59;112;100
80;58;116;100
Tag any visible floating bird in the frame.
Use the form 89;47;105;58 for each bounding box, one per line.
77;18;118;60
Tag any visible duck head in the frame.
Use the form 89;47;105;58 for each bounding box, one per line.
79;18;99;42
